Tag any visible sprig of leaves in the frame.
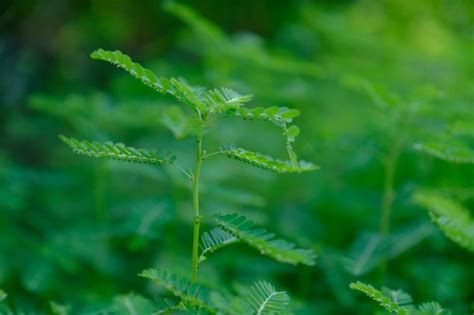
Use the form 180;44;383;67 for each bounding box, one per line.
349;281;403;313
139;269;217;313
245;281;290;315
413;191;474;252
221;146;318;173
414;142;474;164
215;213;316;265
229;106;300;125
350;281;451;314
91;49;206;113
59;135;175;165
199;228;238;263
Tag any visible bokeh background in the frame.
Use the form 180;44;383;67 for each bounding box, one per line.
0;0;473;313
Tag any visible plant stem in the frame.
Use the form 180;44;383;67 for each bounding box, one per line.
377;142;402;282
379;154;397;236
191;135;203;283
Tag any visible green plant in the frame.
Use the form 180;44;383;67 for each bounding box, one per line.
59;48;317;313
349;281;451;315
413;191;474;252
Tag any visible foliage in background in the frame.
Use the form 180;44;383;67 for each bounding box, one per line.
0;0;473;314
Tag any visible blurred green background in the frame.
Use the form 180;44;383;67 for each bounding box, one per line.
0;0;473;313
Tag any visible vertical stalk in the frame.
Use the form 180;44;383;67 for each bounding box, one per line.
379;155;397;236
282;123;298;166
377;142;402;282
191;135;203;283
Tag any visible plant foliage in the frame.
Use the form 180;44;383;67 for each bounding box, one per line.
139;268;217;313
245;281;290;315
221;146;318;173
59;135;176;165
413;191;474;252
199;228;238;263
350;281;451;315
215;213;316;265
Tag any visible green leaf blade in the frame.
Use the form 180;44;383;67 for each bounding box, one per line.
139;268;217;313
91;49;164;93
246;281;290;315
414;142;474;164
349;281;401;313
221;146;318;173
199;228;239;264
215;213;316;266
59;135;175;165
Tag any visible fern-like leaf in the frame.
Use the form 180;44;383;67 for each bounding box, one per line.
215;213;316;265
382;288;413;308
416;302;451;315
199;228;238;263
229;106;301;125
59;135;175;165
414;142;474;164
430;214;474;252
91;49;164;93
139;268;217;313
91;49;206;112
413;191;474;252
110;293;158;315
245;281;290;315
203;87;252;113
349;281;403;314
221;146;318;173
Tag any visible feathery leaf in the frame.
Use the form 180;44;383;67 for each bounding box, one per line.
90;49;206;112
221;146;318;173
59;135;175;165
139;268;217;313
109;293;158;315
413;191;474;252
245;281;290;315
215;213;316;265
229;106;301;125
349;281;403;314
91;49;164;93
414;142;474;164
203;87;252;113
199;228;239;263
416;302;451;315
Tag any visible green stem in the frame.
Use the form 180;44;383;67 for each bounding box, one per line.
191;135;203;283
282;123;298;166
377;142;402;282
379;155;397;236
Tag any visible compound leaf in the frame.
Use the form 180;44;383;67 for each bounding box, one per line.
413;191;474;252
139;268;217;313
203;87;252;113
245;281;290;315
414;142;474;164
91;49;163;93
349;281;403;314
199;228;239;264
221;146;318;173
215;213;316;266
416;302;451;315
91;49;206;112
229;106;300;125
59;135;175;165
109;293;158;315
